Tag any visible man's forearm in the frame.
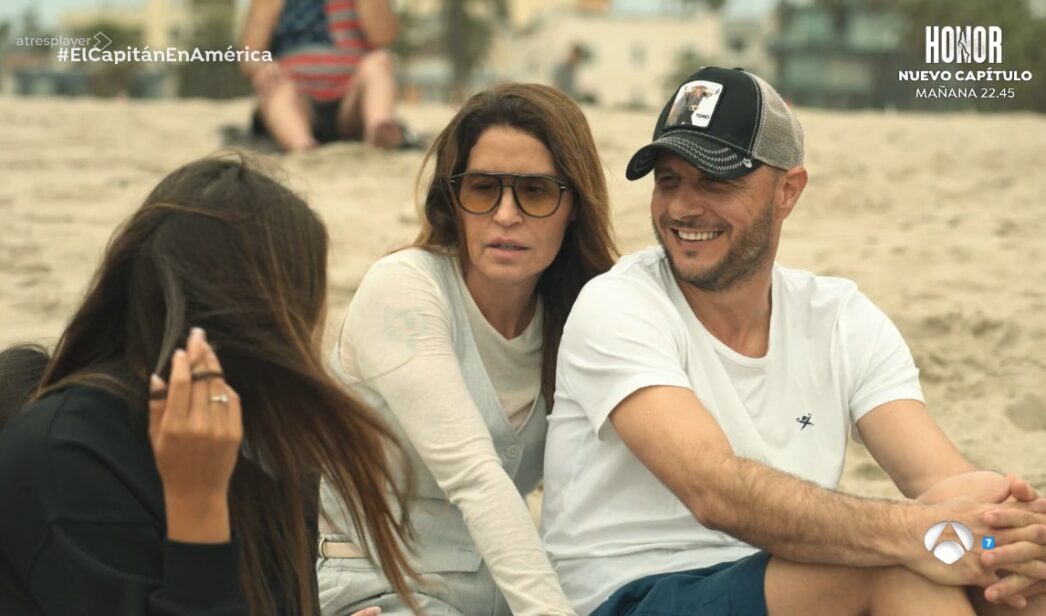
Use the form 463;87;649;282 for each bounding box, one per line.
697;454;927;567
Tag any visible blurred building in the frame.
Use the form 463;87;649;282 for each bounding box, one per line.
488;1;727;109
60;0;193;51
392;0;577;101
770;2;907;108
35;0;246;98
721;0;779;79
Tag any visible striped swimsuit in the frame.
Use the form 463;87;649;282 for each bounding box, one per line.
270;0;373;102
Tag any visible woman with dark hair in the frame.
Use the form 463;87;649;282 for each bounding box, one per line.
0;155;415;615
317;83;619;615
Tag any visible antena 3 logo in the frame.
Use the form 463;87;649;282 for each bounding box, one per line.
924;521;974;565
925;26;1003;64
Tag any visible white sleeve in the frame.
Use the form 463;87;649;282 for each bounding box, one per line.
341;260;575;616
557;275;693;439
839;291;924;425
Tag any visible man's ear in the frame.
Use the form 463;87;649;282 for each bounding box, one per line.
775;166;808;220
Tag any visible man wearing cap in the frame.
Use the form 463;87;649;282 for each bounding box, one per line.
541;67;1046;615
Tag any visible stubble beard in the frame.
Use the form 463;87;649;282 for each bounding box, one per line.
654;197;776;292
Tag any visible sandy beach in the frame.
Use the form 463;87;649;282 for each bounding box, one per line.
0;96;1043;498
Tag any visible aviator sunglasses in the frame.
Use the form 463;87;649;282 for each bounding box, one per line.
449;172;571;218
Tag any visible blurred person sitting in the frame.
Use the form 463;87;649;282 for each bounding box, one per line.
240;0;410;151
0;155;417;615
552;44;595;105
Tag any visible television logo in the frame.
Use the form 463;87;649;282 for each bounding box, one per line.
924;521;974;565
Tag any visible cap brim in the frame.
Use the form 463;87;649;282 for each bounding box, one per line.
625;132;762;180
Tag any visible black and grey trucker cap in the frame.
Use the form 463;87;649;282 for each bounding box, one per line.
626;66;804;180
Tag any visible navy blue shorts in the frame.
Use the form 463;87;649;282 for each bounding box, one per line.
590;551;770;616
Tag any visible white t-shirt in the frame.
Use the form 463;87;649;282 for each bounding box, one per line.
541;247;923;615
456;269;543;430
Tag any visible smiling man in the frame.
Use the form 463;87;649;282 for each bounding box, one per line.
540;67;1046;616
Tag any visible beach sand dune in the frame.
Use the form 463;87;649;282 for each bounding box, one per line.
1;97;1042;497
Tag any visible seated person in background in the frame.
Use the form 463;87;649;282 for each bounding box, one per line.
0;344;49;432
551;43;594;104
240;0;407;151
541;67;1046;616
0;155;415;615
317;83;618;615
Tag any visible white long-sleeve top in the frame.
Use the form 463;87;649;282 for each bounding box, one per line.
332;249;575;616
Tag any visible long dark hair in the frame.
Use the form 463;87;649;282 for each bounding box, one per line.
414;83;619;405
23;154;417;614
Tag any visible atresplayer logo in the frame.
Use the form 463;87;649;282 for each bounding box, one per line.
924;521;975;565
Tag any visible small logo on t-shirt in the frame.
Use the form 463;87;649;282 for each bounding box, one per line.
796;413;814;430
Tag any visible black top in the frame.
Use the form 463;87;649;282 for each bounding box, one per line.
0;385;249;615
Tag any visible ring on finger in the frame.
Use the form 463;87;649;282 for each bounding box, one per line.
191;370;225;383
209;392;230;405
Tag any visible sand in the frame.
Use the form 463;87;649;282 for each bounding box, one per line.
0;96;1043;498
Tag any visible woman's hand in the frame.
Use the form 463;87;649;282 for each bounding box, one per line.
149;327;243;543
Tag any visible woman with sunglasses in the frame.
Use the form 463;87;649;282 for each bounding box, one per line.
317;83;618;615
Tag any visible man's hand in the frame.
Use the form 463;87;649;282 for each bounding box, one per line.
981;479;1046;608
916;472;1046;608
908;497;1006;589
916;470;1011;506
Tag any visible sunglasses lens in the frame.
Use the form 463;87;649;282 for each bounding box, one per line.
458;174;501;214
515;177;560;217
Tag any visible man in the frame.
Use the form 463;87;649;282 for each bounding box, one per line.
553;43;589;102
240;0;405;151
541;67;1046;615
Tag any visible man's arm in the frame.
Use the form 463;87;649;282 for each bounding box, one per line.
857;400;977;498
610;384;999;586
857;399;1039;506
859;400;1046;608
357;0;398;47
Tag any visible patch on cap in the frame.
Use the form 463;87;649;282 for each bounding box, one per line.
664;80;723;129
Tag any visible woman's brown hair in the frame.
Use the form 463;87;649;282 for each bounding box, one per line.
414;83;619;405
33;153;417;614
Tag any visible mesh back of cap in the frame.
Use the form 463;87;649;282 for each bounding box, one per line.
751;73;804;169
